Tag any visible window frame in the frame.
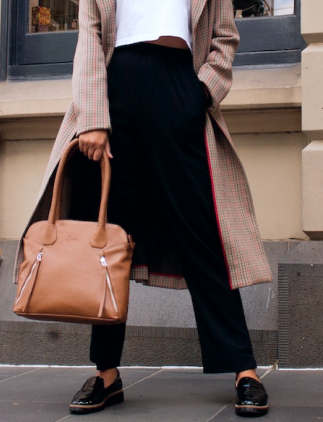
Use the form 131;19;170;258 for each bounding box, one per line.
0;0;10;81
5;0;78;79
1;0;304;81
234;0;305;65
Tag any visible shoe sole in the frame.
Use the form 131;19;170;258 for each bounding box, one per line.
235;404;268;417
69;389;124;414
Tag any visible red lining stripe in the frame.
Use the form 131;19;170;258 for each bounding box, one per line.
204;129;233;290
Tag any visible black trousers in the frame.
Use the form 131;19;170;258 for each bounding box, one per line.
80;43;256;373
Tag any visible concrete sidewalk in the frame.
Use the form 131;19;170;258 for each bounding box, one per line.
0;365;322;422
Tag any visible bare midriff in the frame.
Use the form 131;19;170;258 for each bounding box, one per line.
146;36;189;50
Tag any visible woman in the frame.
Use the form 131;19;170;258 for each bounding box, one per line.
15;0;273;417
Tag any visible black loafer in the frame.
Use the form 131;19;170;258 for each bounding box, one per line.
69;371;124;414
235;377;268;417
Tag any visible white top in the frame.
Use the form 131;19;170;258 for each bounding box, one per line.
115;0;192;50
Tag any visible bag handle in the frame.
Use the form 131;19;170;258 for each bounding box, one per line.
42;139;111;248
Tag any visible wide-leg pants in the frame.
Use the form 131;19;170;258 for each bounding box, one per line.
74;43;257;374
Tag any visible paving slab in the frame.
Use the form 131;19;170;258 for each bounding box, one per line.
216;369;323;422
64;370;231;422
264;370;323;407
0;366;159;402
0;366;39;378
0;366;323;422
0;401;69;422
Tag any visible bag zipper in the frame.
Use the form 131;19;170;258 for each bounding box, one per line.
15;252;43;306
100;256;119;313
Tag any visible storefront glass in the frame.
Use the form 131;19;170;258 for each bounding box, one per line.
232;0;294;18
29;0;79;33
28;1;294;33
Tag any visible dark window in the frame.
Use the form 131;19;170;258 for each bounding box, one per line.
233;0;306;65
1;0;304;80
5;0;79;79
233;0;294;18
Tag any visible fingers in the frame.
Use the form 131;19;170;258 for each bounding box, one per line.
78;130;112;161
105;140;113;159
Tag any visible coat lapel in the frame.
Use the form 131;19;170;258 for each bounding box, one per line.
97;0;116;30
191;0;208;34
97;0;115;10
191;0;208;63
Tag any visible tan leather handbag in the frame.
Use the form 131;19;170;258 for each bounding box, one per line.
13;139;134;324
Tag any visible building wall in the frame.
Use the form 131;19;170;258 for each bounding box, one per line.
0;140;53;238
1;0;323;367
0;63;304;241
234;132;307;240
0;68;302;367
0;132;308;241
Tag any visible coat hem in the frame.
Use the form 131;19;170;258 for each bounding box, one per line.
131;266;187;290
203;129;233;290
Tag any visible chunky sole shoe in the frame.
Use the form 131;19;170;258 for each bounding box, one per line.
70;389;124;414
235;377;268;417
235;403;268;417
69;371;124;415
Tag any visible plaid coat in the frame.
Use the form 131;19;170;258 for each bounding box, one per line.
15;0;273;289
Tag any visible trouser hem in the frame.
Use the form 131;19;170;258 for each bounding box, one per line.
203;357;257;374
94;363;121;371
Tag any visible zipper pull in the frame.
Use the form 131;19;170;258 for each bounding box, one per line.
37;252;43;261
100;256;107;267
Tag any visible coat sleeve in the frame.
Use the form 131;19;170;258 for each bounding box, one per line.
72;0;111;136
197;0;240;108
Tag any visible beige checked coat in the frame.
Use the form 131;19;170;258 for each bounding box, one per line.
15;0;273;289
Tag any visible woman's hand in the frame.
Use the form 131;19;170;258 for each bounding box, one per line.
78;130;113;161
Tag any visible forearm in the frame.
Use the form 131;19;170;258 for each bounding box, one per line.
72;0;111;136
197;0;239;108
